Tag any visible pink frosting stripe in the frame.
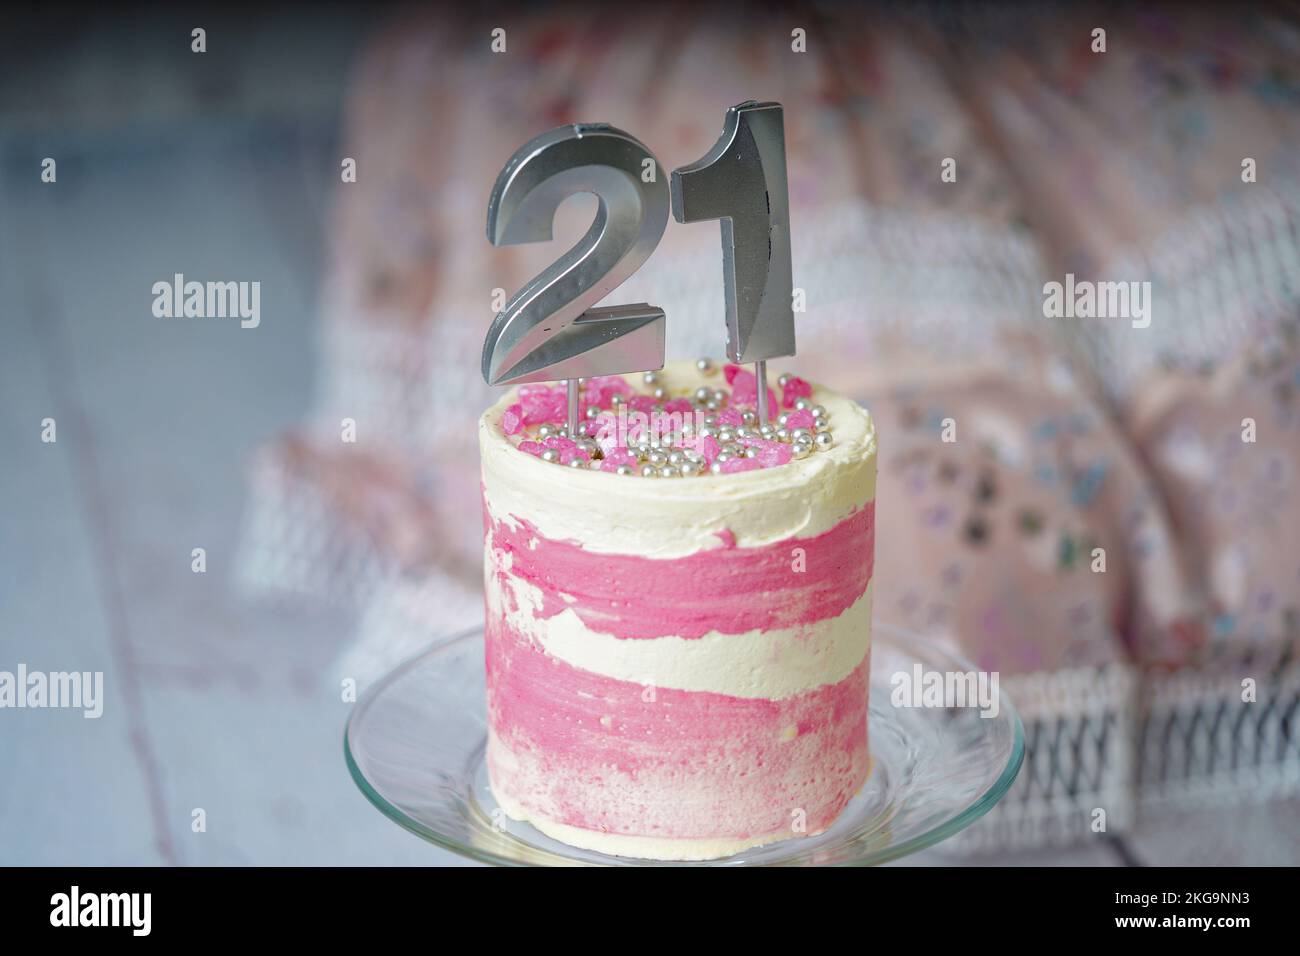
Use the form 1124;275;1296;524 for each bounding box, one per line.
485;613;870;841
486;501;875;639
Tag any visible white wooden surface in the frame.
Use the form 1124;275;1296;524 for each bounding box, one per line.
1;10;1295;867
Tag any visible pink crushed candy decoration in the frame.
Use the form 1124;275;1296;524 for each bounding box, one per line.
590;413;620;453
784;408;815;429
502;404;525;435
719;457;762;474
627;394;658;414
724;364;776;409
745;438;792;468
697;434;721;465
518;384;567;425
781;376;812;409
663;397;693;415
601;447;638;471
717;408;744;427
683;433;722;464
517;440;544;456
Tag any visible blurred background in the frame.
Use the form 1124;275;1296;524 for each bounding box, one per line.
3;1;1300;865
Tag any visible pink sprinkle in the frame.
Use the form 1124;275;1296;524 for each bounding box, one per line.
719;457;761;474
723;364;745;385
729;366;777;408
755;440;792;468
602;447;637;470
781;376;812;409
583;375;633;409
587;375;633;396
697;434;721;465
520;384;567;425
517;440;544;456
592;415;620;453
785;409;815;429
663;397;693;415
502;404;525;435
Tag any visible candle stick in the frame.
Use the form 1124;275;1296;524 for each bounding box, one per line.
670;101;797;423
566;379;579;437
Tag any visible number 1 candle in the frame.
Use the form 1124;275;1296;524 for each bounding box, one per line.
670;101;797;424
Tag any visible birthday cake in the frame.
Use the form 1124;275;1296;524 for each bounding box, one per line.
479;359;877;859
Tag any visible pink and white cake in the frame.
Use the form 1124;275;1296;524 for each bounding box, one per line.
479;360;877;860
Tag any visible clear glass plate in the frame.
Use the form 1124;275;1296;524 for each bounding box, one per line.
344;623;1023;866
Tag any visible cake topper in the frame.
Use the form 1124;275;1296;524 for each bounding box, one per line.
481;103;797;433
482;123;669;437
671;101;796;424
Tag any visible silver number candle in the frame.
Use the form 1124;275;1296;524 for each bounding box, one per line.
483;123;669;437
670;101;796;423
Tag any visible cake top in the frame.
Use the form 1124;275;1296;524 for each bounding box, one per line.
479;361;876;556
486;358;860;478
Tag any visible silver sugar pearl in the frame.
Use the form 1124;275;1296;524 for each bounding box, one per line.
659;465;678;478
715;451;733;464
794;398;811;411
792;442;812;460
694;386;713;403
712;389;727;404
759;424;775;439
815;431;834;449
812;405;827;418
790;428;811;442
643;370;659;385
648;451;668;466
702;415;718;428
667;451;684;465
697;426;715;439
717;429;735;444
695;357;715;374
775;427;790;442
705;400;720;411
639;464;658;477
540;449;559;463
742;410;757;427
585;406;600;420
610;393;624;406
777;413;790;427
568;458;587;468
710;461;724;474
744;446;759;459
537;424;554;438
616;465;634;476
652;386;667;400
778;372;792;387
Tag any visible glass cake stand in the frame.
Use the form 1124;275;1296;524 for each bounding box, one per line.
344;624;1023;866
